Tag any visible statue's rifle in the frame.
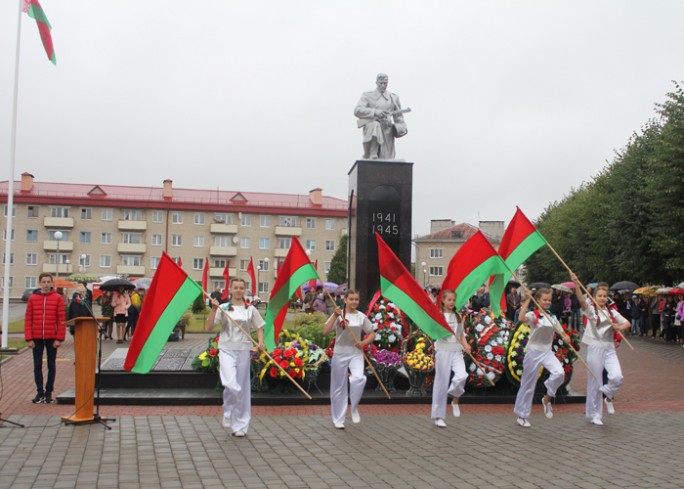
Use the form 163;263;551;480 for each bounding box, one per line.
356;107;411;128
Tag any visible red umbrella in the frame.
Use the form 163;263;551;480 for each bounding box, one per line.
669;288;684;295
560;281;576;289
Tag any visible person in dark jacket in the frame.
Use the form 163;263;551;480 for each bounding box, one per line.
67;284;92;335
24;273;66;403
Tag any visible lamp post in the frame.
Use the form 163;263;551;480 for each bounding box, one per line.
79;253;87;273
54;231;63;277
262;257;269;296
257;264;262;297
421;261;427;287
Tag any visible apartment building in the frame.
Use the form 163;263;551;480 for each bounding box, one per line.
414;219;503;288
0;173;347;299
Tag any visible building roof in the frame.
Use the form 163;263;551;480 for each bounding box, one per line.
0;177;348;217
415;222;500;243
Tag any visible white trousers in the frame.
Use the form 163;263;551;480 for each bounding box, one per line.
219;349;252;434
431;350;467;419
586;345;623;420
513;348;565;419
330;352;366;425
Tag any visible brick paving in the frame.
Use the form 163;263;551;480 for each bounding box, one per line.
1;334;683;488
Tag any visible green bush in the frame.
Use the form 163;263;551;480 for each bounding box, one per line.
294;314;332;347
191;292;207;314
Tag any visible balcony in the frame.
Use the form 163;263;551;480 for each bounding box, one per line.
43;240;74;252
209;246;237;256
118;243;147;254
210;267;236;278
274;248;289;258
43;217;74;228
117;220;147;231
210;223;238;234
42;263;73;275
274;226;302;237
117;265;146;276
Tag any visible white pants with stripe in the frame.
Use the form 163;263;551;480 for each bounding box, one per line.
219;349;252;434
586;345;623;420
513;348;565;419
431;349;467;419
330;352;366;425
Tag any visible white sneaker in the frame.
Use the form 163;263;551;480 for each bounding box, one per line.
516;417;531;428
591;416;603;426
333;422;345;430
451;402;461;417
434;418;447;428
542;398;553;419
351;408;361;424
232;430;246;437
604;397;616;415
222;417;231;429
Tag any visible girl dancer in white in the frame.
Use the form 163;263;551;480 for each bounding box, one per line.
323;290;375;429
571;276;630;425
207;278;264;437
431;290;471;428
514;288;571;427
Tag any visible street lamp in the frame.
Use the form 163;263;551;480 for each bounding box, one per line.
79;253;87;273
421;261;427;287
54;231;63;277
262;257;269;295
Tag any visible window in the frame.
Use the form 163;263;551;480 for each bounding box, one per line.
2;253;14;264
101;232;112;244
324;261;331;273
27;205;39;218
122;255;142;266
325;219;336;230
171;211;184;224
194;213;205;225
150;256;160;269
25;277;37;289
193;236;205;247
26;229;38;243
239;237;251;249
79;231;91;244
48;253;69;264
122;232;143;244
259;238;270;250
214;213;232;224
258;282;269;294
240;214;251;226
214;258;227;268
50;206;69;218
151;234;163;246
80;208;92;220
25;253;37;265
3;205;15;217
152;210;164;223
325;240;335;251
122;209;143;221
80;255;91;267
171;234;183;247
192;258;204;270
0;277;14;289
3;229;15;241
429;248;443;259
214;235;231;247
258;259;269;271
279;216;296;227
239;259;249;271
48;230;69;240
429;266;444;277
306;217;316;229
278;237;291;249
260;215;270;227
305;240;316;251
100;255;112;268
101;208;113;221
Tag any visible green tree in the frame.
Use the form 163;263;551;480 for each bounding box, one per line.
327;234;348;284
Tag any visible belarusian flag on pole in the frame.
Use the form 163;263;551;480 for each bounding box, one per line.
247;257;257;297
124;253;202;373
376;233;453;340
23;0;56;65
441;230;508;310
264;237;318;350
201;257;209;292
488;207;548;314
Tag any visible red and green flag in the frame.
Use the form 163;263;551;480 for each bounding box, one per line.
124;252;202;373
376;233;453;340
264;237;318;350
201;256;209;292
441;230;508;310
489;207;548;314
23;0;56;65
247;257;257;297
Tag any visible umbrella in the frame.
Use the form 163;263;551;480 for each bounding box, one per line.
527;282;551;290
336;283;349;294
131;277;152;290
656;287;672;295
610;281;639;292
552;284;573;294
633;285;659;295
66;273;100;283
678;282;684;288
560;281;576;289
587;282;598;288
668;288;684;295
507;278;521;287
100;278;135;292
302;281;338;293
53;278;78;289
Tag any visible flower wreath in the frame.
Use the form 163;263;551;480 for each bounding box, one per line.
464;310;513;388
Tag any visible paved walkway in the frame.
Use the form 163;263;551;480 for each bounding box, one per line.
1;335;683;488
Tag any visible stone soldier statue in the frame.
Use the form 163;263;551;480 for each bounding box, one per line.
354;73;409;160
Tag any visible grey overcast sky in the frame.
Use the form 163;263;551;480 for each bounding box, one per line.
1;1;683;237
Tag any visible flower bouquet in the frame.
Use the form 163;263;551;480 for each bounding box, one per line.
371;349;402;393
191;335;221;373
368;298;404;352
401;331;435;396
464;310;513;388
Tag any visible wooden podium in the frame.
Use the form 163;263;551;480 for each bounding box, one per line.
62;316;108;425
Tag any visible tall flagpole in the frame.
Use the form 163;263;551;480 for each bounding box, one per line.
1;0;25;350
